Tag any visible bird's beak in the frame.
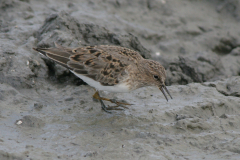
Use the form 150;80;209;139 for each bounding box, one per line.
159;85;173;101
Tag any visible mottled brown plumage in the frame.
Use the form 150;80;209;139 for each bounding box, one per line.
33;43;172;113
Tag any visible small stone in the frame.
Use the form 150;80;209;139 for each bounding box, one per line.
16;120;23;125
220;114;228;119
230;47;240;56
65;97;74;101
34;103;43;110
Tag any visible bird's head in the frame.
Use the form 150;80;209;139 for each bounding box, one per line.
143;60;172;101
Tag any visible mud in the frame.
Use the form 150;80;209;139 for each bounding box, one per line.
0;0;240;159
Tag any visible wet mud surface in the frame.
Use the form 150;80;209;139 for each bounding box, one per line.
0;0;240;159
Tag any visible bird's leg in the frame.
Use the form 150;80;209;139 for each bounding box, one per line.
92;91;131;112
99;99;112;113
92;91;111;113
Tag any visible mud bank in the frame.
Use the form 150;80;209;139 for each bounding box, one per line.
0;0;240;159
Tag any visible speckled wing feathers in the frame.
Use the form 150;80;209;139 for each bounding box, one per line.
70;46;130;86
33;44;142;86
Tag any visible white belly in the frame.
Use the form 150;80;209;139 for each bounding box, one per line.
71;71;130;93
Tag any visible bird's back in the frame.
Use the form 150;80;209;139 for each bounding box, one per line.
33;44;143;86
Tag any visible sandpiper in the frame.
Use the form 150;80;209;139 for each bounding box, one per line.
33;43;172;113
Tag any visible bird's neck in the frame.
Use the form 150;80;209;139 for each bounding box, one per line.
126;59;152;90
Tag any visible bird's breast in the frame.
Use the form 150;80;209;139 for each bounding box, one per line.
71;70;131;93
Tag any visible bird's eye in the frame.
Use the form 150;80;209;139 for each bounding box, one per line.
153;75;159;79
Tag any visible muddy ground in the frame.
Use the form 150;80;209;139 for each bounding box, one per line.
0;0;240;159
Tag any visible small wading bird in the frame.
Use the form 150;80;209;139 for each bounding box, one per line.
33;43;172;113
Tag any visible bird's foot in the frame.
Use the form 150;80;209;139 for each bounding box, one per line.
109;99;132;107
92;91;131;113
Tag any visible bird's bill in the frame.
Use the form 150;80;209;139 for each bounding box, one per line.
159;85;173;101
